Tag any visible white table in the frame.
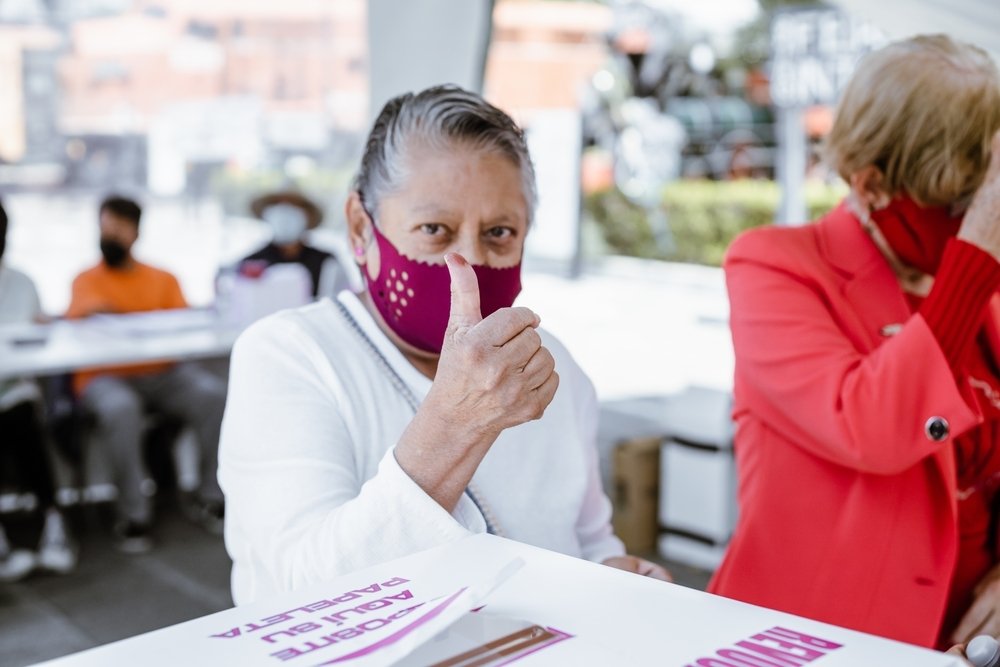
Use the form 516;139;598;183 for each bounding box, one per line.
35;534;963;666
0;309;241;381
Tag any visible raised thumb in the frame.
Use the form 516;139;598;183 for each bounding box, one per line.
445;253;482;331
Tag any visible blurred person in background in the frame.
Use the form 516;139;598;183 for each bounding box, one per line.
241;191;349;299
219;85;670;605
0;199;77;579
66;195;226;554
712;35;1000;653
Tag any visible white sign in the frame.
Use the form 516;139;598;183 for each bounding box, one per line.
770;9;886;109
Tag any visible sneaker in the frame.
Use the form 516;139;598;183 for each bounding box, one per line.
180;494;225;536
37;510;78;574
0;524;35;582
114;520;153;555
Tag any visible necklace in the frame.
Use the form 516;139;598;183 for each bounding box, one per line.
333;298;503;536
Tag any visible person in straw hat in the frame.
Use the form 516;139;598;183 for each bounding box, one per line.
243;190;348;298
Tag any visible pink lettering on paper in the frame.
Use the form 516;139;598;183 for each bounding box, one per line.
314;589;465;665
271;648;302;661
385;604;423;622
767;629;843;651
208;576;413;640
734;642;809;665
380;577;409;587
269;597;428;659
323;607;368;626
263;630;297;645
384;591;413;602
357;619;390;632
685;627;845;666
288;623;322;635
749;634;824;660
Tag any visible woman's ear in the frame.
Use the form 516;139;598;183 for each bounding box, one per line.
849;165;892;212
345;191;372;265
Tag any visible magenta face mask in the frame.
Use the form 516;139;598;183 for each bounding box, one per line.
364;222;522;354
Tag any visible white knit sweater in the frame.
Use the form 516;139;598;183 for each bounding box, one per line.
219;291;624;605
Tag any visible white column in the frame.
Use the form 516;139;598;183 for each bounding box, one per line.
775;106;807;226
367;0;494;122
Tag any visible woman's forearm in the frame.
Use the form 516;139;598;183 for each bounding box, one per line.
393;401;499;512
919;239;1000;371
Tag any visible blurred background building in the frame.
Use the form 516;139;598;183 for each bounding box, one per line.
0;0;367;192
0;0;806;313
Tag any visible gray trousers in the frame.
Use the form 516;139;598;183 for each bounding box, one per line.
81;364;226;523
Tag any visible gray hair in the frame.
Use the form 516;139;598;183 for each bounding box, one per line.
353;85;537;223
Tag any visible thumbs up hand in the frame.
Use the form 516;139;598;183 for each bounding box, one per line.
432;252;559;437
394;252;559;513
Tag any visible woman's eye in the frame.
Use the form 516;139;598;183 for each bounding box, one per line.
419;223;446;236
485;226;515;240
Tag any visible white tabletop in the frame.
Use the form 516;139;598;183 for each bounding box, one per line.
35;534;963;666
0;309;241;381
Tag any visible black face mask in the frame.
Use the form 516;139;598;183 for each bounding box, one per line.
100;238;129;268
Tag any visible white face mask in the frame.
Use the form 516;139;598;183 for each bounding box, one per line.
263;203;308;245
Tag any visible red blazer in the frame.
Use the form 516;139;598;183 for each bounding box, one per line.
709;202;999;647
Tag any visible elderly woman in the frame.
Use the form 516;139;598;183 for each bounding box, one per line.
710;34;1000;650
219;85;668;605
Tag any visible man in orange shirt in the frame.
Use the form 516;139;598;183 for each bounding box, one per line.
67;196;226;554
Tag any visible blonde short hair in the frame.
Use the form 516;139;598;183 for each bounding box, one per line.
825;34;1000;206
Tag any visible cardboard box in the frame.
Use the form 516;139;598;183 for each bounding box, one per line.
611;436;662;552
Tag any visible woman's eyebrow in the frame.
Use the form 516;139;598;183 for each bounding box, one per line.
481;214;520;226
409;203;456;218
407;204;523;226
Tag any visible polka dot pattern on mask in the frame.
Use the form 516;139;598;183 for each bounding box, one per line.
386;268;411;320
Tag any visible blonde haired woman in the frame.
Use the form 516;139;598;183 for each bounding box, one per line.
710;35;1000;651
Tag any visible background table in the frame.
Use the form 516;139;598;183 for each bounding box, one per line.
0;309;241;381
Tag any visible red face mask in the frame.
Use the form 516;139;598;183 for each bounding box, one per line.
869;194;964;275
